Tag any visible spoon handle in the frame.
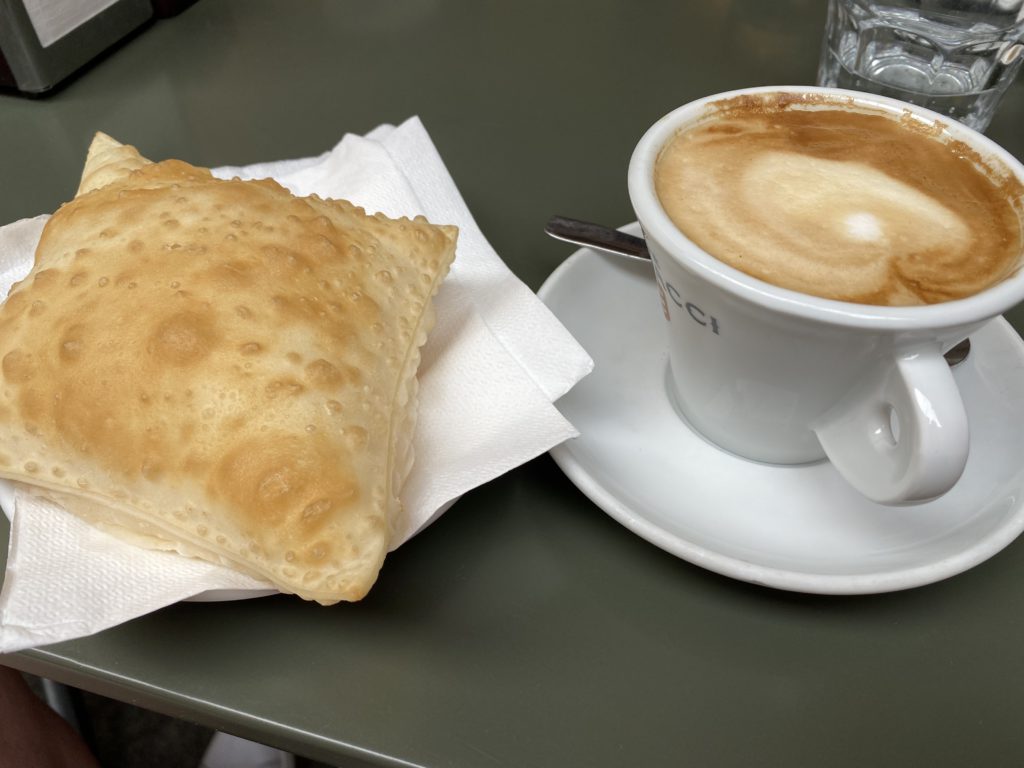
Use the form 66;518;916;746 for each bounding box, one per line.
544;215;651;261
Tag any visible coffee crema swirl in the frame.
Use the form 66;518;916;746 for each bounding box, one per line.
654;95;1024;306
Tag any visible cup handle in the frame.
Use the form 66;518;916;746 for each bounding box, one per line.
812;344;969;505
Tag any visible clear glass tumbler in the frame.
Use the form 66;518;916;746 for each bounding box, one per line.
818;0;1024;131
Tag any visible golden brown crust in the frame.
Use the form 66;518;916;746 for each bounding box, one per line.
75;131;154;196
0;134;457;603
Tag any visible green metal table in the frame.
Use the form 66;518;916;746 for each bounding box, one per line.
2;2;1024;766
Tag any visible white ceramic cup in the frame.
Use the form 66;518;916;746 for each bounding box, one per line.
627;85;1024;505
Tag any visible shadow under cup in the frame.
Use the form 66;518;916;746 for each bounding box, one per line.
627;85;1024;505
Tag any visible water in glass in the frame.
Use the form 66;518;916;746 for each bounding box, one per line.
818;0;1024;130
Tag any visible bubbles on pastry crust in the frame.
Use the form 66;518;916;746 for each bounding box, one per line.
147;310;219;367
2;349;35;383
264;378;305;399
32;269;60;289
301;497;332;523
59;325;86;363
0;153;456;604
304;359;343;390
60;339;83;361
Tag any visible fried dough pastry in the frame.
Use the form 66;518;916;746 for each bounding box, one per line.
0;133;457;603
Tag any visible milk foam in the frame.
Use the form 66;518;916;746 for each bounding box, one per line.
653;99;1023;305
844;213;883;242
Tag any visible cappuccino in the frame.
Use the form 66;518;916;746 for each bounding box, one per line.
653;93;1024;305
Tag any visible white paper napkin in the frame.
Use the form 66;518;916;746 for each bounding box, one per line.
0;117;593;652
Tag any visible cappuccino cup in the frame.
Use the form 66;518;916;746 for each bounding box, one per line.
627;86;1024;505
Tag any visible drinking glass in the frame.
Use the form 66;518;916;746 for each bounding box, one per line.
818;0;1024;131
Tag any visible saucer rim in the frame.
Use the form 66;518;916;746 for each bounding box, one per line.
540;223;1024;595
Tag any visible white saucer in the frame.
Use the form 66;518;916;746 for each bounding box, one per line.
539;224;1024;594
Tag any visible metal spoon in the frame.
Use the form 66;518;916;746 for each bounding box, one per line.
544;215;971;368
545;215;651;261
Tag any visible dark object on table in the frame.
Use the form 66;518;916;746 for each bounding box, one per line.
151;0;198;18
0;0;155;94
